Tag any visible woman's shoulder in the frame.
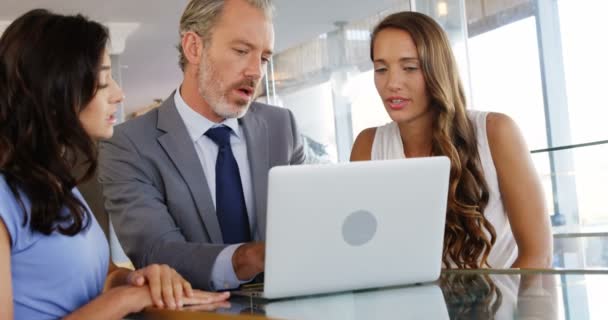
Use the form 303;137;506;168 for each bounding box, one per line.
356;122;398;141
352;122;402;161
483;112;520;145
0;174;20;209
351;127;379;161
0;174;27;247
466;110;519;140
477;111;527;174
466;109;512;128
356;127;379;141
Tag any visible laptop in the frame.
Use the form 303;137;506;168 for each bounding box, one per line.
234;157;450;299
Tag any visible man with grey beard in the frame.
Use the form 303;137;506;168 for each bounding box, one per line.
98;0;305;291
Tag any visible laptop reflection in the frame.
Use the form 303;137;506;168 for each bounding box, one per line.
231;283;449;320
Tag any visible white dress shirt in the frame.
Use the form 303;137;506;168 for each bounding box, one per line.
174;88;256;290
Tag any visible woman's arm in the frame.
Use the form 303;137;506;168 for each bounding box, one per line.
105;262;230;309
63;285;230;320
63;285;153;320
1;217;155;320
486;112;553;268
105;262;191;309
1;218;228;320
0;219;14;320
66;261;230;319
104;262;130;290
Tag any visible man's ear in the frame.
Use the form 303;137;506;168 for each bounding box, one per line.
181;31;204;68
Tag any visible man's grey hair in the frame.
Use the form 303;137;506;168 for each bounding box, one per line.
177;0;274;71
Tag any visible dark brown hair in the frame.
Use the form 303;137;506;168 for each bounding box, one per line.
0;9;109;235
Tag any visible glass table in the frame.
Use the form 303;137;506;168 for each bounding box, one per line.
129;268;608;319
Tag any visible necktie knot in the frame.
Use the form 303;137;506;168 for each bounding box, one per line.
205;126;232;147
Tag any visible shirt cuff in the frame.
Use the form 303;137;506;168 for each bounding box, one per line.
210;243;249;290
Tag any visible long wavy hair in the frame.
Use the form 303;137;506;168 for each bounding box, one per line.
370;11;496;268
0;9;109;236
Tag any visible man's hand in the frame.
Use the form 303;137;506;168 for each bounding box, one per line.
232;242;265;280
126;264;192;309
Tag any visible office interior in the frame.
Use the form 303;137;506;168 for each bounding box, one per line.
1;0;607;319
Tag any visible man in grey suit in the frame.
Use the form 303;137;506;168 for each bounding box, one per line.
98;0;305;291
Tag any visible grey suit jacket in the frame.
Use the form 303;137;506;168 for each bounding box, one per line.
98;93;305;289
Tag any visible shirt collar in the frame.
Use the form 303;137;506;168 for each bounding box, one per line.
174;86;241;142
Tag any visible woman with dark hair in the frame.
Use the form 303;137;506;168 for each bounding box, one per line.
0;9;229;320
351;11;552;269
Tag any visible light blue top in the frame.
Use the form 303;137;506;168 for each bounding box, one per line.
174;88;257;290
0;175;109;319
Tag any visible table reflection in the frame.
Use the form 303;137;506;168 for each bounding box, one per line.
231;284;449;319
229;272;558;320
440;272;513;319
131;270;607;319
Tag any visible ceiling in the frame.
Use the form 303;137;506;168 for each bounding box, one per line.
0;0;399;115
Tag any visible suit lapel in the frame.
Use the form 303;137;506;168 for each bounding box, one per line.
156;94;223;243
241;106;270;240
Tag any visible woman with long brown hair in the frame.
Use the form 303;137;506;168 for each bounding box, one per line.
351;11;552;269
0;9;229;320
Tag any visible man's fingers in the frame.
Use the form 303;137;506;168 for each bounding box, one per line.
183;290;230;305
183;280;194;298
160;266;176;309
172;271;184;308
147;266;164;308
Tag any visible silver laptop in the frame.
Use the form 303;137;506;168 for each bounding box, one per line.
235;157;450;299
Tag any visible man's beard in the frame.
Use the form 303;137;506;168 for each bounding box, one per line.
197;53;256;119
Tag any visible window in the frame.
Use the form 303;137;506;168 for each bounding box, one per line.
267;0;608;230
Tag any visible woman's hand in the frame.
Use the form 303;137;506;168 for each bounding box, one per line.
126;264;192;309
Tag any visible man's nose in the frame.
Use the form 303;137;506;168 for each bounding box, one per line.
244;56;264;81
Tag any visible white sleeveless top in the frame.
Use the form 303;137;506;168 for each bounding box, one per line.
371;110;518;268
